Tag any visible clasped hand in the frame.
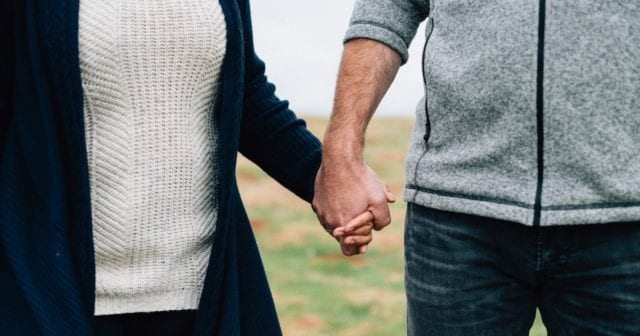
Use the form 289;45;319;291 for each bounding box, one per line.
312;161;394;256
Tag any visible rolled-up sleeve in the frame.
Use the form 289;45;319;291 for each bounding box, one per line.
344;0;429;64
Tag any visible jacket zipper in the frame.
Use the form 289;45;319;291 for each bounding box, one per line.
533;0;546;226
421;18;434;145
410;18;435;199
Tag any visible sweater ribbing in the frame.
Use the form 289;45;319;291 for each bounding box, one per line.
78;0;226;315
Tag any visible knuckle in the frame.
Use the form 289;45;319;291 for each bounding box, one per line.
372;197;387;207
326;217;341;228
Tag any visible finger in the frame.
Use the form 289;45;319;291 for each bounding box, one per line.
338;237;359;256
385;184;396;203
342;234;373;246
323;226;337;236
340;241;358;256
344;241;369;255
343;222;373;236
347;211;374;229
333;226;346;237
335;211;374;236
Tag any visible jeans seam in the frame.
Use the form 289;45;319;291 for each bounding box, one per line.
536;228;544;271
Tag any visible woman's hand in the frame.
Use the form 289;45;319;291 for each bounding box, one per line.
332;211;375;256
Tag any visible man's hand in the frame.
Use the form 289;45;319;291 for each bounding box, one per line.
313;160;395;255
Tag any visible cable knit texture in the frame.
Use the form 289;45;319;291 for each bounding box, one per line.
78;0;226;315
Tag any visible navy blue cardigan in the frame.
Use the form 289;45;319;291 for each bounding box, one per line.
0;0;322;334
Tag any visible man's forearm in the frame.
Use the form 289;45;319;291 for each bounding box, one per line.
313;38;399;244
323;38;402;161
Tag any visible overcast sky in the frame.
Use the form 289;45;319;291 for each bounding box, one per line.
251;0;426;116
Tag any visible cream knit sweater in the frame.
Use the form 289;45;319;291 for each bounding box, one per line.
78;0;226;315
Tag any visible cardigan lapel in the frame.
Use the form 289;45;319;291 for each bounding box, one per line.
0;0;94;334
193;1;243;333
36;0;96;315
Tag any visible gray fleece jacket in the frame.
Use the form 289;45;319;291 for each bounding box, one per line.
345;0;640;226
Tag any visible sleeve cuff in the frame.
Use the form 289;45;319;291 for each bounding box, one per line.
344;22;410;64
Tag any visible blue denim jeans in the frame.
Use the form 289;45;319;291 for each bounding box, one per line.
405;203;640;336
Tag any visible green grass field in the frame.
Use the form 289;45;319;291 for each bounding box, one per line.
237;117;546;335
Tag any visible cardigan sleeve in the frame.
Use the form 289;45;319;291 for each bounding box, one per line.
0;0;15;159
237;0;322;203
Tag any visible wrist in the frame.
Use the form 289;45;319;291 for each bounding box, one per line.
322;130;364;158
322;142;364;164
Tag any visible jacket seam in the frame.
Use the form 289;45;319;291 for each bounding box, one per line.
406;184;534;209
407;184;640;211
543;202;640;211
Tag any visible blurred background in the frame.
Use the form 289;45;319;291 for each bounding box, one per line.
239;1;547;335
251;0;425;117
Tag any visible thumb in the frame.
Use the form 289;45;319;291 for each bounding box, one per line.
369;201;392;231
384;184;396;203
